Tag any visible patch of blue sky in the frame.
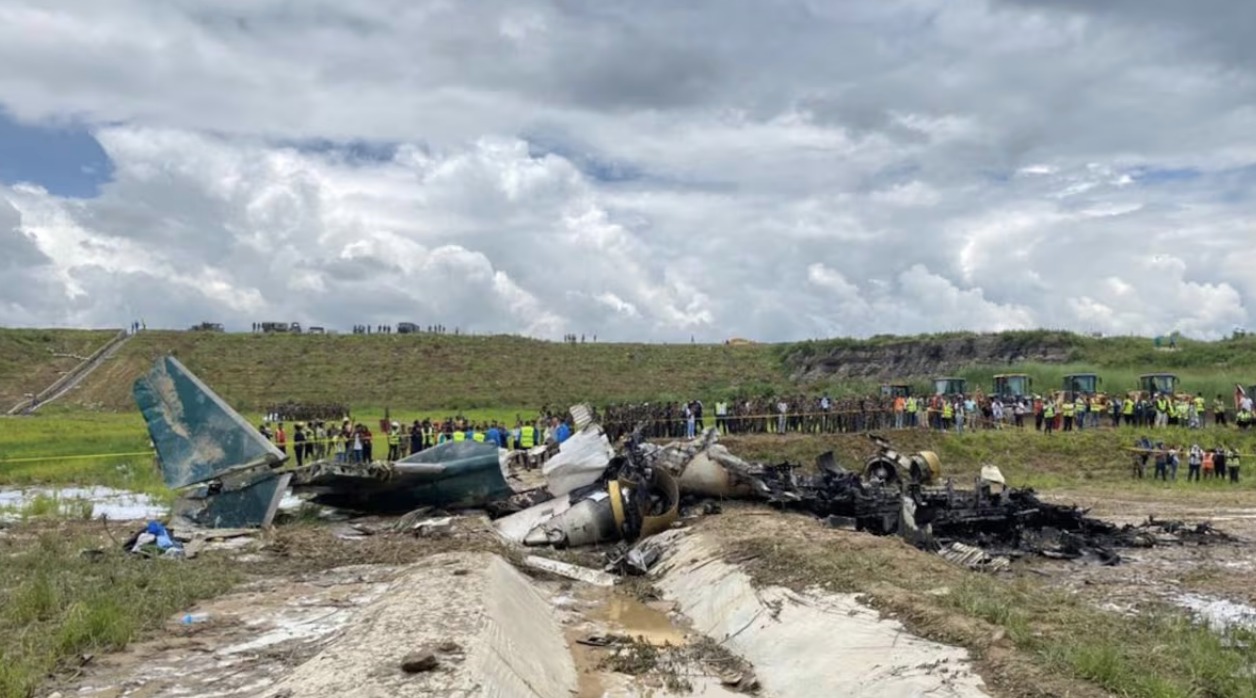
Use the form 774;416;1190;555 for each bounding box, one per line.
280;137;400;164
524;135;643;183
0;109;114;198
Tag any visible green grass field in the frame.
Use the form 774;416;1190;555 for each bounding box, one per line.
0;413;164;495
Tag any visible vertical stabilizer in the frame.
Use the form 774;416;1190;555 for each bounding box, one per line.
134;356;286;488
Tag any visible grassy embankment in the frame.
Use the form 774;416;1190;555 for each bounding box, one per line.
782;329;1256;398
0;329;119;408
53;330;791;411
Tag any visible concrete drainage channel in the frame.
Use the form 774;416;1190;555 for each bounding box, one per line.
647;530;988;698
50;524;988;698
263;531;988;697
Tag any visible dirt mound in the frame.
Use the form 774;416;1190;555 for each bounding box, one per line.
784;332;1080;381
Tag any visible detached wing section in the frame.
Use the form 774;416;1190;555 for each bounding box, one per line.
134;356;286;489
295;440;512;513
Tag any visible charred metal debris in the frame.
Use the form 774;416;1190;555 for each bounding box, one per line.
134;356;1232;568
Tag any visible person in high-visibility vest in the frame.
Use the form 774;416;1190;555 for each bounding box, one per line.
1061;399;1075;432
1123;396;1135;426
940;400;954;431
520;423;537;449
1214;395;1229;427
472;430;486;443
452;429;467;442
274;423;288;455
905;397;919;428
1043;401;1056;434
386;422;401;461
1154;396;1169;428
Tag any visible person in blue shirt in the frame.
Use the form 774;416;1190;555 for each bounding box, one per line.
487;425;502;448
554;419;572;444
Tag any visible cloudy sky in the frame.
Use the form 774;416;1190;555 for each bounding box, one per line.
2;0;1254;341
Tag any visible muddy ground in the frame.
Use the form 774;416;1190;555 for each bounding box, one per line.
13;490;1256;698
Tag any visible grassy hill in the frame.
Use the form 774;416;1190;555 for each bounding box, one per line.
55;331;790;412
5;328;1256;414
0;329;120;409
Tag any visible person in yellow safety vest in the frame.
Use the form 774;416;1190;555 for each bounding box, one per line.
1061;398;1075;431
1123;397;1135;426
386;423;401;461
520;423;537;449
1175;400;1188;427
472;430;486;443
1043;400;1056;433
452;429;467;442
1239;408;1254;430
1214;395;1229;427
423;424;435;448
941;400;954;431
1154;396;1169;428
905;396;919;427
1073;398;1085;431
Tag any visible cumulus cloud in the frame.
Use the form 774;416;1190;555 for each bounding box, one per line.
1;0;1255;339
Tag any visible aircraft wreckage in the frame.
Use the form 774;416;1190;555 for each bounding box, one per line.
135;356;1230;564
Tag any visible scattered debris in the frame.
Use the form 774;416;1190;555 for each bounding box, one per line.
133;360;1233;569
523;555;618;587
605;538;665;576
134;356;290;528
541;420;615;496
400;649;439;673
521;434;680;548
939;542;1010;573
291;441;515;513
124;520;184;558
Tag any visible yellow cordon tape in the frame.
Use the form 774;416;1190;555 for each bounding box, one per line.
0;450;157;464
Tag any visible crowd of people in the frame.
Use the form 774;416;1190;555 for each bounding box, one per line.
1131;437;1243;483
598;390;1256;441
254;388;1255;469
256;413;578;466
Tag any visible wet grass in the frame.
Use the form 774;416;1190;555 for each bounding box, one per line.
0;493;96;522
0;413;167;496
0;529;240;698
727;528;1256;698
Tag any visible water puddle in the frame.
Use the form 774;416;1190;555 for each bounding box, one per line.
591;594;689;647
555;580;746;697
0;486;166;521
